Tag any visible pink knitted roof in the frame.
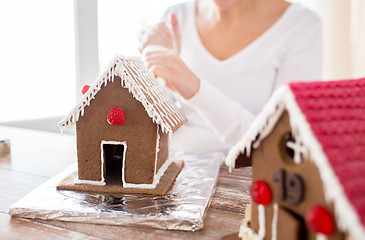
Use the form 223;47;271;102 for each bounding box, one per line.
288;78;365;227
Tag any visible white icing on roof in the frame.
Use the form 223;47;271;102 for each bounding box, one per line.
59;56;187;133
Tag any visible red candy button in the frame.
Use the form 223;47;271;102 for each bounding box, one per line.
250;180;272;205
107;107;125;126
306;205;334;236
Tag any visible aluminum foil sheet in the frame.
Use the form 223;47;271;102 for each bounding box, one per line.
9;151;224;231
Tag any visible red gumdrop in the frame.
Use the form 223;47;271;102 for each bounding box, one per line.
82;85;90;95
306;205;334;236
250;180;272;205
107;107;125;126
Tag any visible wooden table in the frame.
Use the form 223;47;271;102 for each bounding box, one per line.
0;126;251;240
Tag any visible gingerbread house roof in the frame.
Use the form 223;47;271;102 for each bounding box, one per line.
226;78;365;239
59;56;187;134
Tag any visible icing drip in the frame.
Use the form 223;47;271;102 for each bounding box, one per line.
58;55;187;134
119;58;184;131
154;125;160;176
271;203;278;240
316;233;328;240
239;220;264;240
258;204;266;238
225;86;288;171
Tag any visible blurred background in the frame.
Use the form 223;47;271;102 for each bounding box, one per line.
0;0;364;129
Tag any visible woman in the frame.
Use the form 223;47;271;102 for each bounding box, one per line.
140;0;322;153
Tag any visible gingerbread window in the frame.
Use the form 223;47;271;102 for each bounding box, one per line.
280;131;308;165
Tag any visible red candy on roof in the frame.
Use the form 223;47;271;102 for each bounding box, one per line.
81;85;90;95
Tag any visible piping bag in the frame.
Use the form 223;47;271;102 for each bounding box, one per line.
142;45;181;104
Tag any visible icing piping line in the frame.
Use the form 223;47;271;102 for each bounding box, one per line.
271;203;278;240
59;56;120;130
119;62;167;133
225;86;288;171
154;125;160;177
74;179;106;186
76;139;127;186
258;204;266;238
101;140;127;185
122;157;174;189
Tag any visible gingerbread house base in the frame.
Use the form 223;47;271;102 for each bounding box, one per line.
57;159;184;196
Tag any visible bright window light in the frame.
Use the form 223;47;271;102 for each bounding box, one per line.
97;0;187;69
0;0;75;122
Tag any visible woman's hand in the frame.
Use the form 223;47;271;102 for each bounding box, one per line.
139;13;181;53
140;13;198;99
145;49;200;100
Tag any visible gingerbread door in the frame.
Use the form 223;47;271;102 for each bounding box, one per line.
276;207;306;240
101;141;126;184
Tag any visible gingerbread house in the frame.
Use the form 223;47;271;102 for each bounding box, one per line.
58;56;187;195
226;78;365;240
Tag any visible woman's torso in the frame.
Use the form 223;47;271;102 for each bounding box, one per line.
163;1;321;153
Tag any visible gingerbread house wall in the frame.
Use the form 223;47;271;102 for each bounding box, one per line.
250;111;344;240
156;127;169;172
76;76;165;184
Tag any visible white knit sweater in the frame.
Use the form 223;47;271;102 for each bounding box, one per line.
161;1;322;153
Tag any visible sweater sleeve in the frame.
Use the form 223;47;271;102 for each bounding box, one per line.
274;18;323;87
183;78;255;146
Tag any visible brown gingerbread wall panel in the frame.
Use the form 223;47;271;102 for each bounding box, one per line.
76;76;157;184
250;111;344;240
156;129;169;173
